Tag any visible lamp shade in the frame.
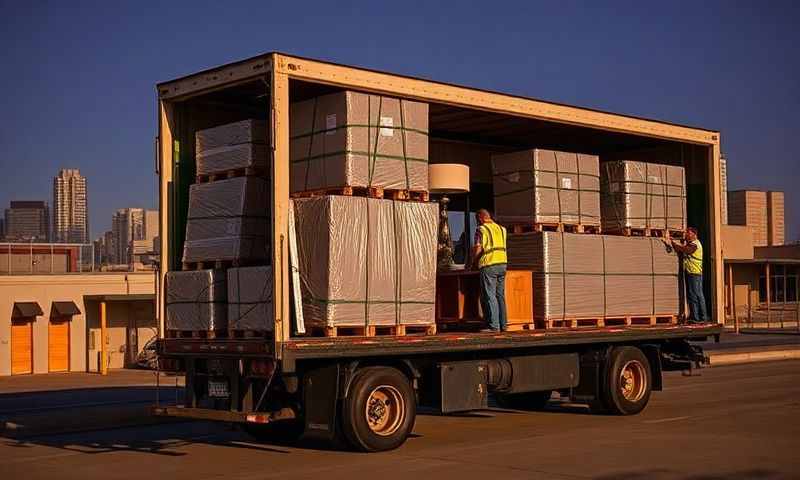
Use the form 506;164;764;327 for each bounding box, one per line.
428;164;470;194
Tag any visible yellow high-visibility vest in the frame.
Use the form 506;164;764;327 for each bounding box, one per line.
683;239;703;275
478;222;508;269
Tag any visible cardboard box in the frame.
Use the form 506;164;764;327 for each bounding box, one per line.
227;265;273;331
492;149;600;226
195;119;269;176
290;91;429;193
601;161;686;231
507;232;679;321
182;177;270;263
293;195;437;328
165;269;227;331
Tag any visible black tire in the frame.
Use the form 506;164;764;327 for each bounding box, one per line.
495;390;552;410
600;346;652;415
341;367;416;452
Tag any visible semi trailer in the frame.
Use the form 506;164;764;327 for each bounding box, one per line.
154;52;724;452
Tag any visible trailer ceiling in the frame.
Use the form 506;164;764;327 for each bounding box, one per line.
290;79;682;155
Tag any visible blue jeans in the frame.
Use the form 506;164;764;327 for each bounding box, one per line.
686;274;708;322
480;264;507;331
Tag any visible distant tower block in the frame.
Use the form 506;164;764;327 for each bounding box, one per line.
53;169;89;243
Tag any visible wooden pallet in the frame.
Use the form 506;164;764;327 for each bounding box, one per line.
228;329;271;339
541;314;677;329
182;259;255;271
166;329;227;339
291;186;429;202
309;323;437;338
509;223;602;234
196;166;265;184
505;322;536;332
606;227;684;239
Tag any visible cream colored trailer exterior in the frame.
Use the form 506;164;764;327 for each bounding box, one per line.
157;53;723;357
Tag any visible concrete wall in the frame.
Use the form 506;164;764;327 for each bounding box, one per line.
722;225;755;260
755;245;800;260
0;272;154;376
85;299;156;371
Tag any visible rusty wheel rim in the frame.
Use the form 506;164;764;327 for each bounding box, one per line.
365;385;405;436
619;360;647;402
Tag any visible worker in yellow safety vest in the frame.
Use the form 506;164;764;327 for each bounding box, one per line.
470;209;508;332
667;226;708;323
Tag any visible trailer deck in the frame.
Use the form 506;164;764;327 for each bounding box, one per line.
161;323;721;367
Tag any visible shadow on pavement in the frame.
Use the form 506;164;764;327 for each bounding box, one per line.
594;468;782;479
0;421;293;457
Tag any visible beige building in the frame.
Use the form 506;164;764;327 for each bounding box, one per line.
722;225;799;328
1;272;155;376
53;169;89;244
728;190;784;246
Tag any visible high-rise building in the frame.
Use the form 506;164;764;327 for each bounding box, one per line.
728;190;785;247
720;155;728;225
111;208;158;265
0;217;5;241
4;201;50;242
53;169;89;243
102;230;114;264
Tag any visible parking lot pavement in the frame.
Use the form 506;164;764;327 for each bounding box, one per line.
2;361;798;480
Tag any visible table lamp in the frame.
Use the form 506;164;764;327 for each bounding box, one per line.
428;163;470;270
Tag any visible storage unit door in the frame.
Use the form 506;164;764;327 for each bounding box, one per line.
48;319;70;372
11;321;33;375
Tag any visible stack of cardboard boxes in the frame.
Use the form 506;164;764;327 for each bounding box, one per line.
166;120;272;335
291;92;437;334
166;91;438;337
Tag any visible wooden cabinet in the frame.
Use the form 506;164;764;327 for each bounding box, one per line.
436;269;534;331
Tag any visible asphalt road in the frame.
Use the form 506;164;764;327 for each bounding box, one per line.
1;362;798;480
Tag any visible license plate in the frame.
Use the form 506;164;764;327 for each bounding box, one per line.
208;380;229;398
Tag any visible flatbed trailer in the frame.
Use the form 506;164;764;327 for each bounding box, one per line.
155;53;725;451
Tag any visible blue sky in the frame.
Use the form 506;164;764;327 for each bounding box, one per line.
0;1;798;240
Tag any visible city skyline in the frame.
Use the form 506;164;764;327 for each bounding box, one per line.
0;3;798;241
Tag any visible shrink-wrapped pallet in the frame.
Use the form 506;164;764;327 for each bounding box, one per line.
290;91;429;193
182;177;270;263
601;161;686;231
165;269;227;331
227;265;273;331
195;119;269;176
492;149;601;226
507;232;679;321
293;195;437;328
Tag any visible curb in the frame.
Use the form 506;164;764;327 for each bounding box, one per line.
709;349;800;366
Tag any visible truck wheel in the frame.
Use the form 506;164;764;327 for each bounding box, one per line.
495;391;551;410
601;346;652;415
341;367;416;452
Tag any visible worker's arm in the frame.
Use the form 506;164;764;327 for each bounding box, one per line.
470;244;483;270
671;240;697;255
470;227;483;270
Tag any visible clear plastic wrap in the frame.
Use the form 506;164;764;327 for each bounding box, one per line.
293;195;437;328
601;160;686;231
507;232;679;320
290;91;429;193
227;265;273;331
165;269;227;331
182;177;270;263
195;119;269;176
492;149;600;226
